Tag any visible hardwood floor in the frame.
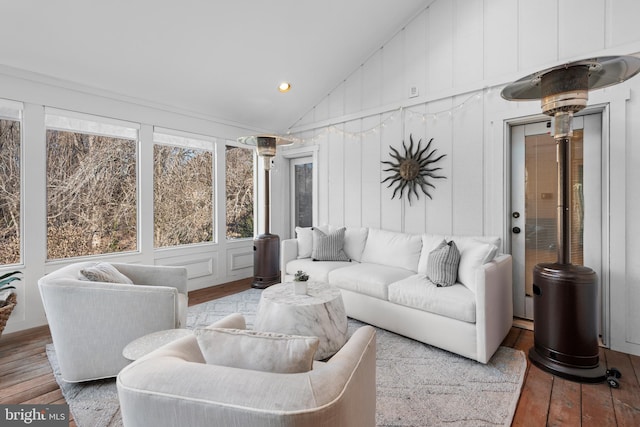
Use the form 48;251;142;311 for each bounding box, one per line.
1;278;639;426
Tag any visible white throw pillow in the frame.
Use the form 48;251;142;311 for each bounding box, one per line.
194;328;319;373
79;262;133;284
417;234;447;274
296;226;313;259
344;227;368;262
456;240;498;293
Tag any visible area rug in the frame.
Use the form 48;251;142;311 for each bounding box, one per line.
47;288;526;426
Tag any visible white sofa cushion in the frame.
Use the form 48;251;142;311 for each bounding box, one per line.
344;227;368;262
417;234;447;274
286;258;352;283
329;263;414;301
360;228;422;272
456;240;498;293
388;274;476;323
194;328;319;373
295;226;313;259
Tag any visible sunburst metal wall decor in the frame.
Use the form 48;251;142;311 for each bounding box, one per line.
381;134;446;204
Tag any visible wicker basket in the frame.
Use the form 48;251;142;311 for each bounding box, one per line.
0;292;17;338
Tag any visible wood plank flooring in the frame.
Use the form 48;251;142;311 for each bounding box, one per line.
1;278;639;426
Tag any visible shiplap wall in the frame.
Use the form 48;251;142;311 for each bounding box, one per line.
274;0;640;355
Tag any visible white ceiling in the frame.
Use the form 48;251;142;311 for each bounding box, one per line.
1;0;433;133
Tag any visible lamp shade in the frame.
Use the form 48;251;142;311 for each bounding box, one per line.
501;55;640;101
237;135;293;157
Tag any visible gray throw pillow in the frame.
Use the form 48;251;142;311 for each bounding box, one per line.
311;227;350;261
427;240;461;287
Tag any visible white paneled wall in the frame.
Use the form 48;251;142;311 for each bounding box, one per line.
276;0;640;356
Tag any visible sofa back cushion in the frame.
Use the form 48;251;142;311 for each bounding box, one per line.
344;227;368;262
360;228;422;272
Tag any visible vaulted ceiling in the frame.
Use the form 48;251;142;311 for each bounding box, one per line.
1;0;434;132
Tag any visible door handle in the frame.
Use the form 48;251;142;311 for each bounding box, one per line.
512;226;521;234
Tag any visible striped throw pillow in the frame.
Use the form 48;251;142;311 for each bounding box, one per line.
427;240;460;287
311;227;350;261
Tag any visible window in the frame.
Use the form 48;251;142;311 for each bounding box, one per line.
225;145;255;239
46;110;138;260
154;130;214;247
0;100;22;265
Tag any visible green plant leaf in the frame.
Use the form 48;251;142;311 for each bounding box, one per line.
0;270;21;281
0;276;21;287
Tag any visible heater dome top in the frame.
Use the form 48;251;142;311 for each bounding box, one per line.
501;55;640;101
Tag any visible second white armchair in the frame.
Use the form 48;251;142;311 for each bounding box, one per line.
38;261;188;382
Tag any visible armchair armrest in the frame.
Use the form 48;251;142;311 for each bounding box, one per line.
112;263;188;294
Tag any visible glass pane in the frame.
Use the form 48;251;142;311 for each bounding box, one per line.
524;131;584;295
294;163;312;228
154;145;213;247
47;130;137;259
225;146;254;239
0;119;21;265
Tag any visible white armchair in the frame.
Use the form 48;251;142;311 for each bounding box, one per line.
38;261;188;382
117;314;377;427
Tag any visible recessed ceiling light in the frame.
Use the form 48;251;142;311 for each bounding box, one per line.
278;82;291;93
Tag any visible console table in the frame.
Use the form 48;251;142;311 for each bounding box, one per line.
254;282;348;360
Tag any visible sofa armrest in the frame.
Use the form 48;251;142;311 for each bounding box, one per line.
281;239;299;282
473;254;513;363
112;263;188;295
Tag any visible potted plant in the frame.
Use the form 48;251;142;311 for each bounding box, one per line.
0;270;21;337
293;270;309;295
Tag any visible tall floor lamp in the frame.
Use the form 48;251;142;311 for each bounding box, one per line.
502;55;640;386
238;135;292;288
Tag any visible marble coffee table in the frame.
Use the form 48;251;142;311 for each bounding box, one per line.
254;282;348;360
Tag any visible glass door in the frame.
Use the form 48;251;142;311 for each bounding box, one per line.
511;114;602;320
290;157;313;235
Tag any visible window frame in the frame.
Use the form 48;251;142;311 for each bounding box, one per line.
152;127;217;249
44;108;140;261
224;140;257;241
0;99;24;267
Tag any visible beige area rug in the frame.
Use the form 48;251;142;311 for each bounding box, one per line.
47;288;526;426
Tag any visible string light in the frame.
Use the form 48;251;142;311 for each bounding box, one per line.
286;89;488;144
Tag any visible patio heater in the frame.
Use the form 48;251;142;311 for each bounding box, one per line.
238;135;292;288
501;55;640;384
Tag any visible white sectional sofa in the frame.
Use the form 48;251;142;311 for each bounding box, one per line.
281;226;513;364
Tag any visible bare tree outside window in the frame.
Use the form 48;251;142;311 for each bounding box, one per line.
46;130;137;259
0;119;21;265
154;144;213;247
226;145;254;239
